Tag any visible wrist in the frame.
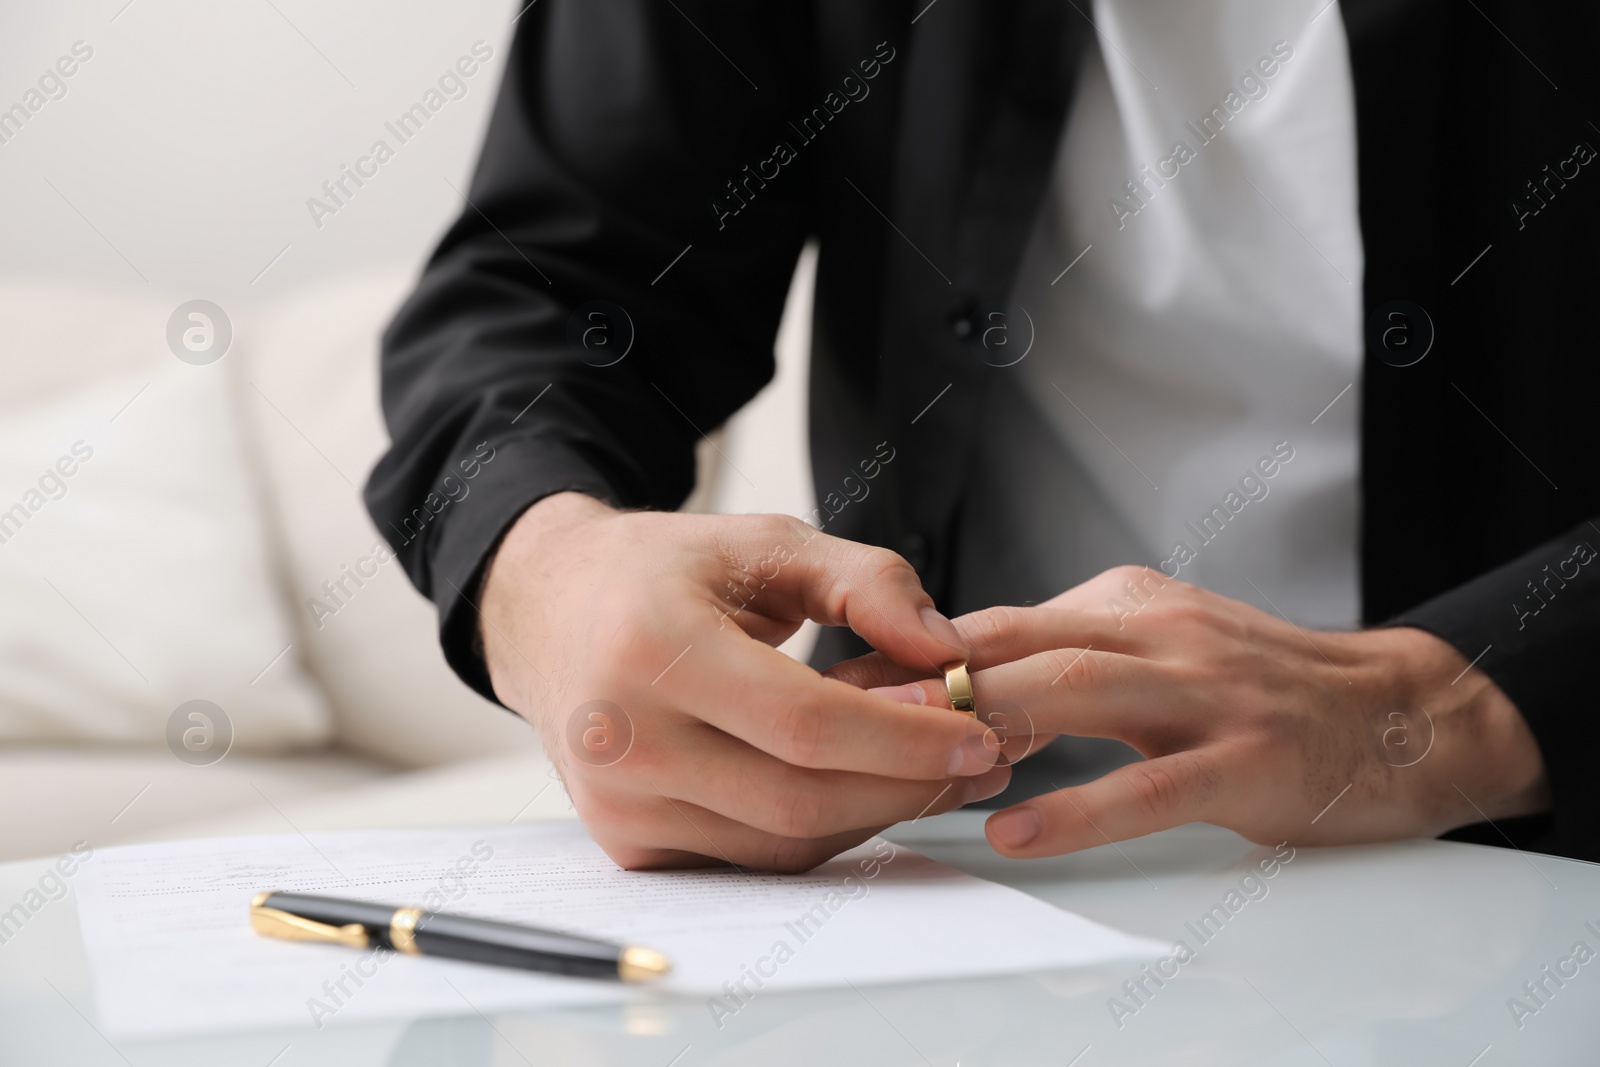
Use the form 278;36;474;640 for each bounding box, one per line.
479;492;615;701
509;489;615;540
482;491;612;602
1382;626;1550;831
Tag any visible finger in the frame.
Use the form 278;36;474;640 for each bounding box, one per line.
983;752;1220;857
951;602;1157;664
821;650;926;690
828;596;1161;706
719;518;968;672
827;661;1083;763
1007;732;1060;762
842;662;1056;763
865;670;1059;763
869;647;1189;743
825;602;1149;694
1039;564;1186;618
821;570;1180;698
596;795;882;874
658;624;1001;778
650;723;1009;838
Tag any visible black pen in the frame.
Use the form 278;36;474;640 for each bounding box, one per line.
249;891;670;982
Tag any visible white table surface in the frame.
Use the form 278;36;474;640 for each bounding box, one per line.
1;811;1595;1066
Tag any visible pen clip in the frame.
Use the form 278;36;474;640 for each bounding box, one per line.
250;892;370;949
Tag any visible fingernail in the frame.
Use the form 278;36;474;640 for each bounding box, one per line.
988;808;1041;850
964;771;1009;804
946;722;998;776
919;606;965;652
869;683;927;706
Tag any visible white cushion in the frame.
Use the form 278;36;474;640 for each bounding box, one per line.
132;750;574;845
241;271;543;767
0;288;331;751
0;746;388;863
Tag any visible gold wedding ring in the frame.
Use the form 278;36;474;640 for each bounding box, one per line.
944;662;976;716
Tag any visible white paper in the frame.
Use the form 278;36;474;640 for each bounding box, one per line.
74;822;1163;1038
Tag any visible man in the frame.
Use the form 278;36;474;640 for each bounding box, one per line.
366;1;1598;870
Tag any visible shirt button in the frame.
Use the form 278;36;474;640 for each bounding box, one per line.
950;303;977;339
900;533;930;573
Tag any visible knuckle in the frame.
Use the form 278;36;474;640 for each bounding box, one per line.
1229;729;1281;770
1164;574;1198;597
597;610;660;677
1160;597;1212;627
1107;564;1150;586
767;783;831;839
1106;564;1182;599
856;544;915;588
1052;647;1102;695
1088;565;1137;596
763;836;832;874
1126;761;1187;821
768;701;829;766
574;785;638;833
1149;577;1212;616
709;513;811;570
783;513;821;544
961;604;1024;652
607;845;673;872
759;512;815;549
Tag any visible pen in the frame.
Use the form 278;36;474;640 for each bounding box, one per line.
249;891;670;982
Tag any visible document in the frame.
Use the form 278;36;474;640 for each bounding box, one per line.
74;822;1164;1038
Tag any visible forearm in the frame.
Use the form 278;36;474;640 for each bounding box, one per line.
364;2;818;699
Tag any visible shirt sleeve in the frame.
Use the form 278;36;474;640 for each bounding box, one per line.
1389;518;1600;861
363;1;816;702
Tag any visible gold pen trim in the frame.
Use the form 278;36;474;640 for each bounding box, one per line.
618;945;671;982
249;892;370;949
390;906;425;955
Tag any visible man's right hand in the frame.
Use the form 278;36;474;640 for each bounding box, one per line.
478;492;1008;872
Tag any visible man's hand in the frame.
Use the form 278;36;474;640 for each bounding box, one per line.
839;565;1549;857
479;493;1008;872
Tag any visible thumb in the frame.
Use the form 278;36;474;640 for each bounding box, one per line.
728;518;968;672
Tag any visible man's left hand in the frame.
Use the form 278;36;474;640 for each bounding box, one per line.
830;566;1550;858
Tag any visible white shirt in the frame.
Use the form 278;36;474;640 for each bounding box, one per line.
956;0;1364;629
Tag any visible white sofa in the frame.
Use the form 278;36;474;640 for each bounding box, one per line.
0;253;819;861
